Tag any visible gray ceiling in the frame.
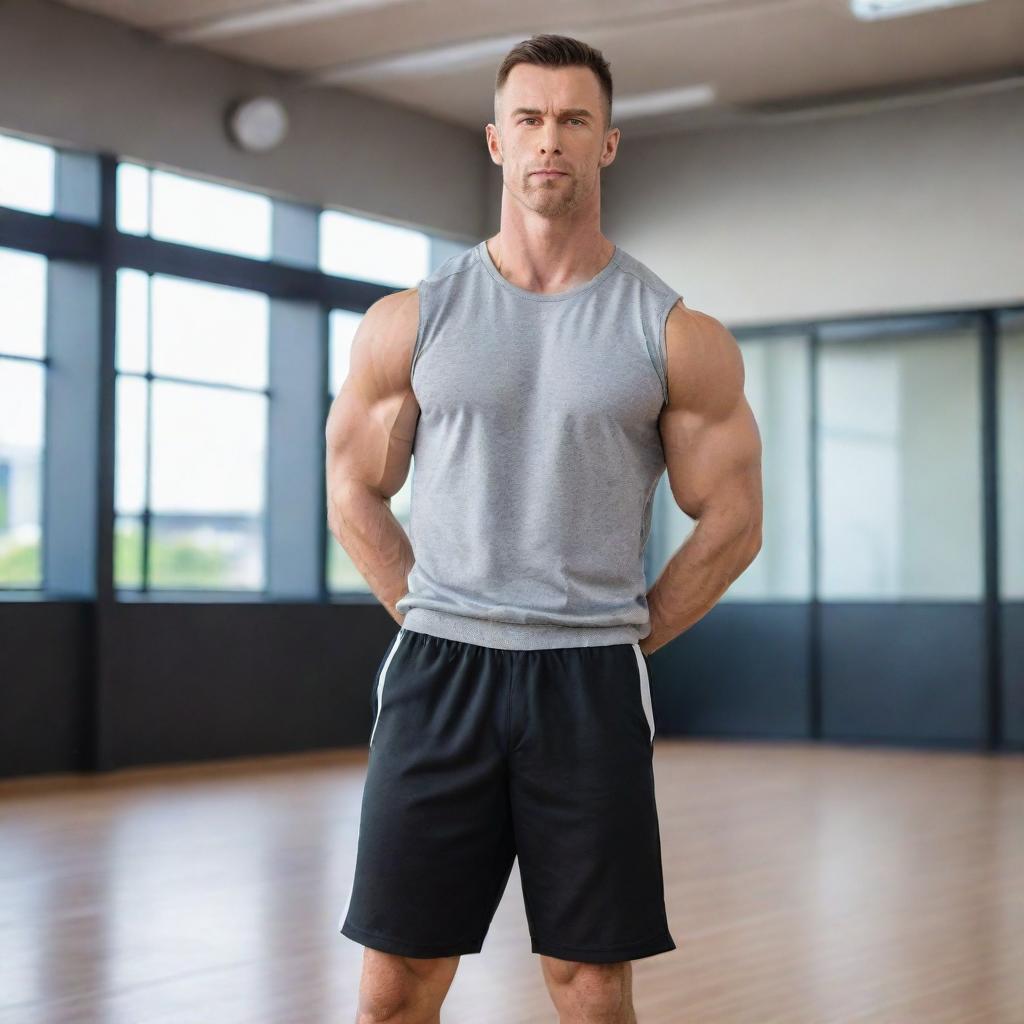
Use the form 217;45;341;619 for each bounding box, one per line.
50;0;1024;136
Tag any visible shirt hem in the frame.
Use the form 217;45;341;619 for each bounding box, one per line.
400;607;646;650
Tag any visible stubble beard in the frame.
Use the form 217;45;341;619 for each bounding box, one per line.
520;172;584;219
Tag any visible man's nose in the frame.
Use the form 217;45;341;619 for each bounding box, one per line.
538;121;562;153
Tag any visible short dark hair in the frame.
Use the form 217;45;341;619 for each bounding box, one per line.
494;34;613;131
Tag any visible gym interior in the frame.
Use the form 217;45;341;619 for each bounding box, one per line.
1;0;1022;1020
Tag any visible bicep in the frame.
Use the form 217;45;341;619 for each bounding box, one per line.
325;289;420;500
659;305;762;524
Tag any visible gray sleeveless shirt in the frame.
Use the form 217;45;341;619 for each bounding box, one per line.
394;239;681;650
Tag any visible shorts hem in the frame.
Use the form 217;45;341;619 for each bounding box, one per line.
530;931;677;963
340;919;483;958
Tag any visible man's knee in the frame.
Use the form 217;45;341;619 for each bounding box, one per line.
357;949;460;1022
541;957;633;1020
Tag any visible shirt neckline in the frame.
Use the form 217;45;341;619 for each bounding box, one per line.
475;239;621;302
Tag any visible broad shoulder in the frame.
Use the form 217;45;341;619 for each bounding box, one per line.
362;286;420;346
348;287;420;383
327;287;421;419
663;298;745;418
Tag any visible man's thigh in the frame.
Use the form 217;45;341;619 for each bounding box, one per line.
509;642;676;964
340;628;516;958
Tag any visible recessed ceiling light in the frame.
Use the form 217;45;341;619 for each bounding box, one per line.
613;84;717;121
850;0;989;20
308;34;528;85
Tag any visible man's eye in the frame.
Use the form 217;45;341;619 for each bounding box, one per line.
519;117;584;125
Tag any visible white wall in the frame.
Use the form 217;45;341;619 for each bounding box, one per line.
0;0;485;243
602;88;1024;326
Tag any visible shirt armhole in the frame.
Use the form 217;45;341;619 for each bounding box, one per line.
409;278;428;388
655;292;681;407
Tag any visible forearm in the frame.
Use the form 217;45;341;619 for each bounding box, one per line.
643;511;761;656
327;477;414;626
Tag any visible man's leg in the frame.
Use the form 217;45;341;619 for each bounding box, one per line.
354;950;460;1024
509;643;675;984
340;631;517;1016
540;956;637;1024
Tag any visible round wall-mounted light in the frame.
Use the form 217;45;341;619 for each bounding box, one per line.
225;96;289;153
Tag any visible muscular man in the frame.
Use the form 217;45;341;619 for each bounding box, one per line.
325;33;762;1024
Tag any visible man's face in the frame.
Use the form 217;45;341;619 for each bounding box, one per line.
487;64;618;220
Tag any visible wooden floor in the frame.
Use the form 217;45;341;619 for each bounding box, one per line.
1;740;1022;1024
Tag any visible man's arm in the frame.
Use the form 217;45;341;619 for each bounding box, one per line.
325;287;421;626
643;300;763;656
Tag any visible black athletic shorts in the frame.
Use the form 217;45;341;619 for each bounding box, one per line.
338;626;676;964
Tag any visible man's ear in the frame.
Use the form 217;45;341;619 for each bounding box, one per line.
485;124;504;165
600;127;620;169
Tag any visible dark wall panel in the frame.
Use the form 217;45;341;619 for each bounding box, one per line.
103;602;399;769
821;603;986;744
3;597;1016;779
651;602;812;739
0;601;92;776
1002;602;1024;748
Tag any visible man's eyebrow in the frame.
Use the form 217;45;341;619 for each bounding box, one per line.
509;107;595;119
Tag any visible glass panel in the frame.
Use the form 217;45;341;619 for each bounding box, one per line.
114;515;143;590
392;477;413;534
817;325;983;599
0;133;54;215
149;514;263;590
116;268;149;374
148;380;266;590
116;162;150;236
320;210;430;288
150;380;266;515
151;275;268;388
0;248;47;358
725;334;811;599
998;316;1024;599
328;537;368;594
115;375;148;515
0;358;45;587
150;169;271;259
328;309;362;396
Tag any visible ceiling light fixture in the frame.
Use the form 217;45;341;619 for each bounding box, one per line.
166;0;408;43
850;0;989;20
225;96;289;153
306;33;532;85
612;83;717;121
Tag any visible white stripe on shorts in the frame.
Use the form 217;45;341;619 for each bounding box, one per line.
631;642;655;744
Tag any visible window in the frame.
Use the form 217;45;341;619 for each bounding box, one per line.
816;324;983;599
0;248;47;588
320;209;430;288
114;271;269;591
327;308;414;593
0;132;54;215
116;163;272;259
